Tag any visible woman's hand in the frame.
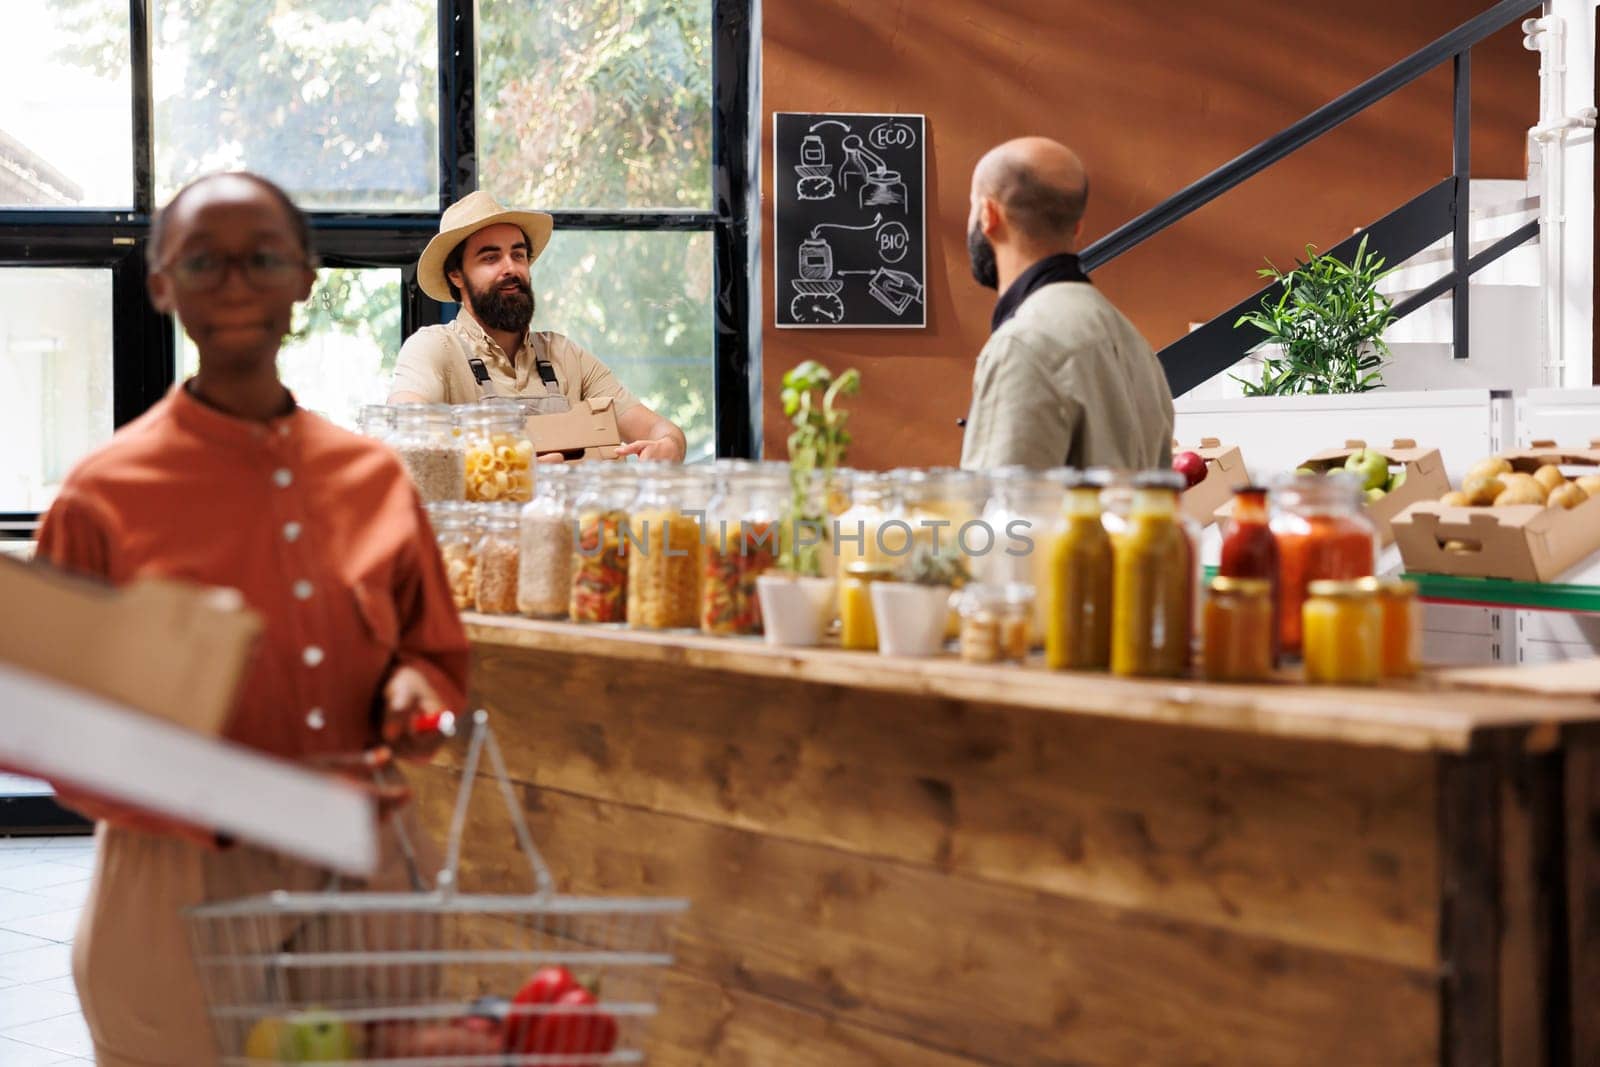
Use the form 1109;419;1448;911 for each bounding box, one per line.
380;665;453;761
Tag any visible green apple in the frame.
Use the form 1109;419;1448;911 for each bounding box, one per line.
1295;466;1317;477
286;1010;356;1062
1386;470;1407;493
1345;449;1391;491
1365;487;1387;503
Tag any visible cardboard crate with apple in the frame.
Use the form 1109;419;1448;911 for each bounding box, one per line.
1172;438;1249;528
1392;440;1600;583
1291;439;1451;548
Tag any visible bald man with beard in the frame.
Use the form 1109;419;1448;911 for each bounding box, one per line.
959;137;1174;471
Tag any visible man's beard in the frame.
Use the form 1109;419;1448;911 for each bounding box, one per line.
469;276;535;333
967;222;998;290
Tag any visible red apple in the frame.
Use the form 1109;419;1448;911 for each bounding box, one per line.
1173;451;1207;489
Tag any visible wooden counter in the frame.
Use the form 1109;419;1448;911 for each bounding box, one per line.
416;617;1600;1067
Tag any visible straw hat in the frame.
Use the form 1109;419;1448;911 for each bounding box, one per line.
416;190;554;303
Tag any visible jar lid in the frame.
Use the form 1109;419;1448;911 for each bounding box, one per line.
1373;577;1419;598
1133;469;1185;492
1210;576;1272;596
844;562;897;581
1307;577;1380;598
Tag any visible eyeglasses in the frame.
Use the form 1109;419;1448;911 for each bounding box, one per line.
159;250;311;293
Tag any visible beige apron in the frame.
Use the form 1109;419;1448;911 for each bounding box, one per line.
76;805;436;1066
450;330;572;415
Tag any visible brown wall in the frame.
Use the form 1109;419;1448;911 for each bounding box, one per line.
760;0;1537;468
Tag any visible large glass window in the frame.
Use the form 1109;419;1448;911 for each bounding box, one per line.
0;269;115;511
0;2;133;208
177;268;404;431
152;1;439;209
477;0;713;211
534;231;715;460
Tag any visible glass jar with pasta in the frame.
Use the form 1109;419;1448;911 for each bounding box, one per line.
461;404;535;503
427;501;473;612
625;464;703;630
702;466;785;635
569;464;634;623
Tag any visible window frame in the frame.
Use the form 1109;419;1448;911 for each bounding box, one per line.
0;0;759;532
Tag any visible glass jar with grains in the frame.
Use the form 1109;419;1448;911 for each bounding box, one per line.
473;502;522;615
517;465;575;619
391;404;465;503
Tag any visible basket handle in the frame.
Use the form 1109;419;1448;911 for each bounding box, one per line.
439;710;555;898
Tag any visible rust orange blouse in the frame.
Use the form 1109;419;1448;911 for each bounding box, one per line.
36;384;469;767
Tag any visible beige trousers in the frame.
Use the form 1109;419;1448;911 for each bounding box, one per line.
77;815;434;1066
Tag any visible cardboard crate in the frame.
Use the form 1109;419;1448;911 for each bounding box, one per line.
1173;438;1249;528
1393;441;1600;583
1295;439;1452;548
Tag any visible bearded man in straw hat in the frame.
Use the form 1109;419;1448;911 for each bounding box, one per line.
389;190;687;461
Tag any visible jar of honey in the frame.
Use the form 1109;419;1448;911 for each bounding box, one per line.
1375;577;1421;678
1202;576;1276;682
1302;578;1383;685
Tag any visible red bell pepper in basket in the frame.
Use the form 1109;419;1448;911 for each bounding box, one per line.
508;966;619;1061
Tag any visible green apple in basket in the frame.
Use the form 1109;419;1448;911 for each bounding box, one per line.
1344;449;1391;492
284;1009;358;1062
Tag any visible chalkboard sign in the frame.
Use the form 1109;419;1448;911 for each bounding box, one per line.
773;112;927;329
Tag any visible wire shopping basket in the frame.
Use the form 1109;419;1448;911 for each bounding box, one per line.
185;711;687;1066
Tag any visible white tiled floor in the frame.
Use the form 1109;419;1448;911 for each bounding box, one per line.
0;836;94;1065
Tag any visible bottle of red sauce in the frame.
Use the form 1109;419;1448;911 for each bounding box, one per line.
1269;473;1378;655
1219;485;1280;663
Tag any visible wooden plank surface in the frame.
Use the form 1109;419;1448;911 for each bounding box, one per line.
465;641;1442;969
414;767;1439;1067
465;616;1600;753
1566;745;1599;1065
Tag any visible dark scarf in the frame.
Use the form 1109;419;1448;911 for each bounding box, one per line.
991;252;1092;332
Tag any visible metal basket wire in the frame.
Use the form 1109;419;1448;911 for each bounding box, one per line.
185;711;687;1066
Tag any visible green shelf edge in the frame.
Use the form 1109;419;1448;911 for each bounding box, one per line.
1200;566;1600;614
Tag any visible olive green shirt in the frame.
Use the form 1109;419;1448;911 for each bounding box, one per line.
959;282;1174;471
390;308;641;414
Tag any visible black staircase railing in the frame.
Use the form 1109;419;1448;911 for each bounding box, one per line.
1080;0;1542;395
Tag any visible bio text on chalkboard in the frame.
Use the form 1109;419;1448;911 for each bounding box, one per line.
773;112;927;329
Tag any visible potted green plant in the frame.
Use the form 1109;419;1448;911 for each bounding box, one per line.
870;545;970;658
1232;236;1398;396
757;359;861;648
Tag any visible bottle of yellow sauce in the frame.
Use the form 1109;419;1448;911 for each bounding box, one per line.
1110;471;1194;678
1302;578;1383;685
1046;470;1113;671
840;562;895;650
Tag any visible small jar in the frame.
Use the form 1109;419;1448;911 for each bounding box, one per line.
626;463;703;630
391;404;465;503
1303;578;1383;685
473;503;521;615
1271;473;1378;655
427;501;474;612
1202;576;1276;682
462;404;535;503
702;466;786;635
358;403;396;441
570;465;635;624
517;466;575;619
1375;577;1421;679
954;583;1033;664
840;562;895;651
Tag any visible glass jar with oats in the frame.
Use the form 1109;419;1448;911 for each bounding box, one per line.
391;404;464;503
472;503;522;615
